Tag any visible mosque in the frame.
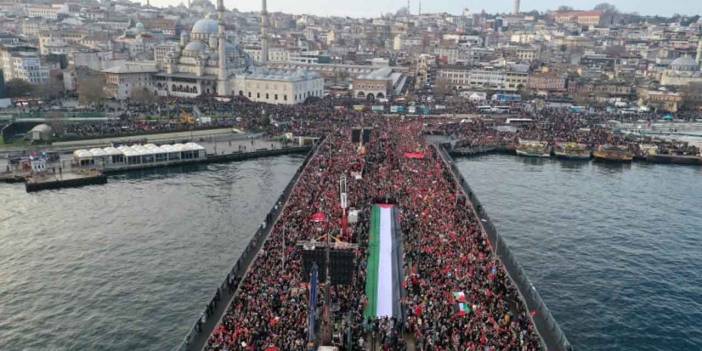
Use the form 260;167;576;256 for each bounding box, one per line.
105;0;323;105
660;40;702;87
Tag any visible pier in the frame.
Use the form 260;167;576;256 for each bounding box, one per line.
24;169;107;192
1;136;311;192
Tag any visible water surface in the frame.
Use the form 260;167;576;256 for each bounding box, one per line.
456;155;702;350
0;156;303;350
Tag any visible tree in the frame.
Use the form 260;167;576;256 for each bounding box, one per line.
46;110;64;136
5;79;34;97
36;76;65;100
78;76;105;106
557;6;574;12
594;3;618;13
681;82;702;110
434;78;451;98
130;87;156;105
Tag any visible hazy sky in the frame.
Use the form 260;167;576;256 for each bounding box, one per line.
150;0;701;18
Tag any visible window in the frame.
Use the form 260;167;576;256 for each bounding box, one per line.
274;94;278;100
112;155;125;164
257;92;260;98
284;95;287;101
266;93;269;99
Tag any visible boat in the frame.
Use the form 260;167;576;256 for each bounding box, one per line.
643;143;702;165
592;145;633;162
646;153;702;165
516;139;551;158
554;142;591;160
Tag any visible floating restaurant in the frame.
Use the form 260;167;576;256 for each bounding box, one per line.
72;142;207;170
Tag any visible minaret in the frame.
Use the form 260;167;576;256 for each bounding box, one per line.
696;38;702;67
261;0;270;64
216;0;227;95
513;0;520;15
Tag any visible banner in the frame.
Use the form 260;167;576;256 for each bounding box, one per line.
364;205;401;319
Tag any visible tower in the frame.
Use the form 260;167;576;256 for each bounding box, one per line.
261;0;270;64
513;0;520;15
697;38;702;67
216;0;228;95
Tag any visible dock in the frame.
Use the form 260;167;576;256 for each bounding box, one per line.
25;170;107;192
1;145;312;192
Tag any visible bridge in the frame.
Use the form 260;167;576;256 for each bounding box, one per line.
176;126;571;351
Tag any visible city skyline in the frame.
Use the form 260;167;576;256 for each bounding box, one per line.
150;0;702;18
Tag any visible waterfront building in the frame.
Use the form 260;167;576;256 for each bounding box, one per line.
352;67;405;100
638;89;683;112
233;70;324;105
103;62;159;100
437;65;528;92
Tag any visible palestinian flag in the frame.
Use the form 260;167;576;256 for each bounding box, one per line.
364;204;402;320
453;291;472;317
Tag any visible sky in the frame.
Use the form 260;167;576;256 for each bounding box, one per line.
150;0;702;18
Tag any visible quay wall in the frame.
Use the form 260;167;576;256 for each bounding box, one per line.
435;143;572;351
174;139;324;351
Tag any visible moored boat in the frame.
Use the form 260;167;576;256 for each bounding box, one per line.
593;145;633;162
646;153;702;165
644;143;702;165
554;142;591;160
516;139;551;158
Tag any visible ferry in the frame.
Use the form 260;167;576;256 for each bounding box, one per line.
516;140;551;158
553;142;591;160
592;145;633;162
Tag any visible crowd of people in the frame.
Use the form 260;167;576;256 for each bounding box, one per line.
433;107;701;157
205;119;542;350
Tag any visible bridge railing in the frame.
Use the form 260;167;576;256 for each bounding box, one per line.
435;143;572;351
173;137;324;351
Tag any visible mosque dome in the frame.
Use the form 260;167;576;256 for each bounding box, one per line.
183;40;207;56
670;56;699;72
135;22;145;32
191;17;218;36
